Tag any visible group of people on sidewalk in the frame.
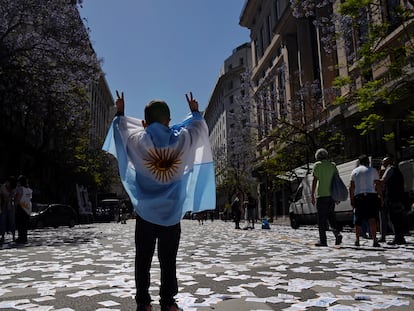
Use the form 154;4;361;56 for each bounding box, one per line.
0;175;33;245
311;148;408;248
230;192;258;230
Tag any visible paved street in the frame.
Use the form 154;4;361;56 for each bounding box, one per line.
0;219;413;311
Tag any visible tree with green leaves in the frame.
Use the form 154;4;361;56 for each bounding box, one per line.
292;0;414;149
0;0;112;201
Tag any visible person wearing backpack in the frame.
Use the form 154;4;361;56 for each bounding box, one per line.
311;148;343;247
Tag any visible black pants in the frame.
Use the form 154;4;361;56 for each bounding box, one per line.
15;205;29;242
232;209;241;228
386;201;408;242
316;196;340;243
379;205;393;240
135;215;180;306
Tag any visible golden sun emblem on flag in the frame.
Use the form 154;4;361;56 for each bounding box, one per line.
144;148;182;183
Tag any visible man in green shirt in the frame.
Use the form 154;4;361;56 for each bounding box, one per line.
311;148;343;247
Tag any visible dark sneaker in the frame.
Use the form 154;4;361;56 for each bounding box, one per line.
335;234;343;245
373;240;380;247
15;238;27;244
355;240;360;247
398;239;407;245
388;239;406;245
315;242;328;247
136;303;152;311
161;303;183;311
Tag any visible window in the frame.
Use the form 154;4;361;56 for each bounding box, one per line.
278;71;287;119
267;15;273;44
275;0;281;22
260;26;265;56
270;81;278;127
385;0;401;29
348;7;369;61
254;39;259;65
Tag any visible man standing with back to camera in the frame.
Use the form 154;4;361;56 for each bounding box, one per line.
103;91;215;311
381;156;407;245
349;154;381;247
311;148;343;247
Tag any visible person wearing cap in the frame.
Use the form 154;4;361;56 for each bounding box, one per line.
380;156;407;245
311;148;343;247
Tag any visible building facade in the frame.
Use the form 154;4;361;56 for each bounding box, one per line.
204;43;254;212
238;0;414;218
88;75;115;149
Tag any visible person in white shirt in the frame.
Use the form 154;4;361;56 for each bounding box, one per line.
349;155;381;247
15;175;32;244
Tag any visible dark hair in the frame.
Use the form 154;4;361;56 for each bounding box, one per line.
7;176;17;189
358;154;370;166
382;156;393;166
17;175;28;187
144;100;170;125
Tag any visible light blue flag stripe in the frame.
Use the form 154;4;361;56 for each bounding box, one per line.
183;162;216;214
102;115;216;226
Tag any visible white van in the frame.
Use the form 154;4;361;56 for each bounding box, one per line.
289;159;358;229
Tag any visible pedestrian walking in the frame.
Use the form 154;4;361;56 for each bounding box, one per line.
0;176;17;244
380;156;407;245
349;155;381;247
102;91;215;311
311;148;343;247
246;193;257;229
231;192;242;229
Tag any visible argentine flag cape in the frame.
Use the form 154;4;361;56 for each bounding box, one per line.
102;111;216;226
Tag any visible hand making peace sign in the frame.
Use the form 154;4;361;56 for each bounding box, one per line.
185;92;199;112
116;90;124;114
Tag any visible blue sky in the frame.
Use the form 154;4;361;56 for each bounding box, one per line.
79;0;250;123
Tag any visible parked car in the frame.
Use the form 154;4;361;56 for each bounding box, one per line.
30;204;78;229
94;199;121;222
